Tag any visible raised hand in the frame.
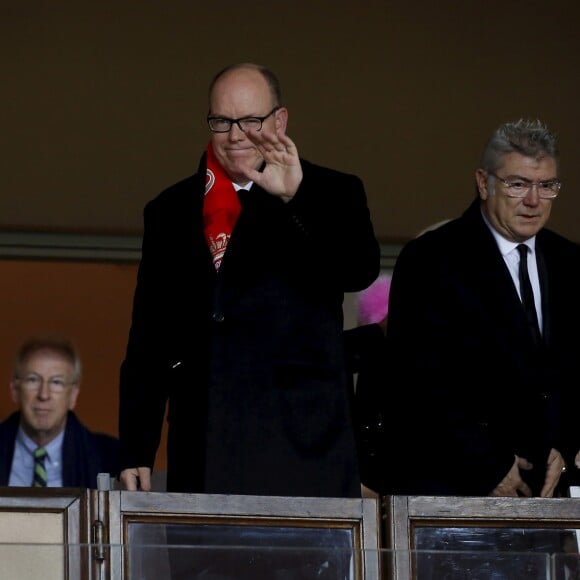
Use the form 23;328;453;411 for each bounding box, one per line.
241;128;303;202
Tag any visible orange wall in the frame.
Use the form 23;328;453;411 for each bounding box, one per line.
0;259;168;472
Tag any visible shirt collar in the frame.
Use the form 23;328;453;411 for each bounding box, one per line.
480;208;536;257
16;425;65;459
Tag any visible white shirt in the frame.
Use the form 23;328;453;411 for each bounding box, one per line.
233;181;253;192
482;211;543;333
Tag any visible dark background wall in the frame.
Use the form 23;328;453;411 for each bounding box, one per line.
3;1;580;241
1;1;579;474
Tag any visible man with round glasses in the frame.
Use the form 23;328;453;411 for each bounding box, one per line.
118;62;380;498
0;335;119;487
382;118;580;498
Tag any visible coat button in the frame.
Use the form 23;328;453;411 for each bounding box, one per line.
212;312;225;323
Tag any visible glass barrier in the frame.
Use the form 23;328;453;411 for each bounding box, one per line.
2;489;580;579
127;543;358;579
410;525;579;579
1;544;579;580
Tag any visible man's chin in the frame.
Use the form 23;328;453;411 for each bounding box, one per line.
225;162;259;185
227;152;261;166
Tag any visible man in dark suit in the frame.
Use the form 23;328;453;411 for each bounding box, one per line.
0;335;119;488
118;62;380;498
384;118;580;497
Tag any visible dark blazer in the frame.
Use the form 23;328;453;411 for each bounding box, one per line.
0;411;120;488
385;199;580;496
119;154;380;497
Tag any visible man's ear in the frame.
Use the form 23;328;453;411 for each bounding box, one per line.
9;379;19;404
275;107;288;133
68;385;81;410
475;169;489;200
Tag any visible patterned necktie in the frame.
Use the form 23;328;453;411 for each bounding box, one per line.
32;447;48;487
517;244;541;344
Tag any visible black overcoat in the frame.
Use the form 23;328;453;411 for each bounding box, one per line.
119;153;380;497
385;199;580;495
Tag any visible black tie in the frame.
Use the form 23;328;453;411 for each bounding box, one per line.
517;244;541;343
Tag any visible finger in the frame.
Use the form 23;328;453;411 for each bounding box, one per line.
518;482;533;497
137;468;152;491
490;484;517;497
120;469;138;491
540;474;559;498
540;469;563;498
516;455;534;471
277;133;297;153
540;483;555;498
246;127;278;147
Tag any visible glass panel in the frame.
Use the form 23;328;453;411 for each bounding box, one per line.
127;521;355;580
553;549;580;580
413;549;550;580
413;527;580;579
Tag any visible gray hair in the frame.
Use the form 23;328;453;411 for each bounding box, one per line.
14;335;82;385
479;118;559;174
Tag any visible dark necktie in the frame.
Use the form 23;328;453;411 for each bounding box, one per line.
517;244;541;343
32;446;48;487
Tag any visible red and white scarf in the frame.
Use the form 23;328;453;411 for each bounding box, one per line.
203;142;241;270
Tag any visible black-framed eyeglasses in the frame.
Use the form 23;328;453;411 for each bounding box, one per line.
207;106;280;133
18;373;75;394
488;172;561;199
